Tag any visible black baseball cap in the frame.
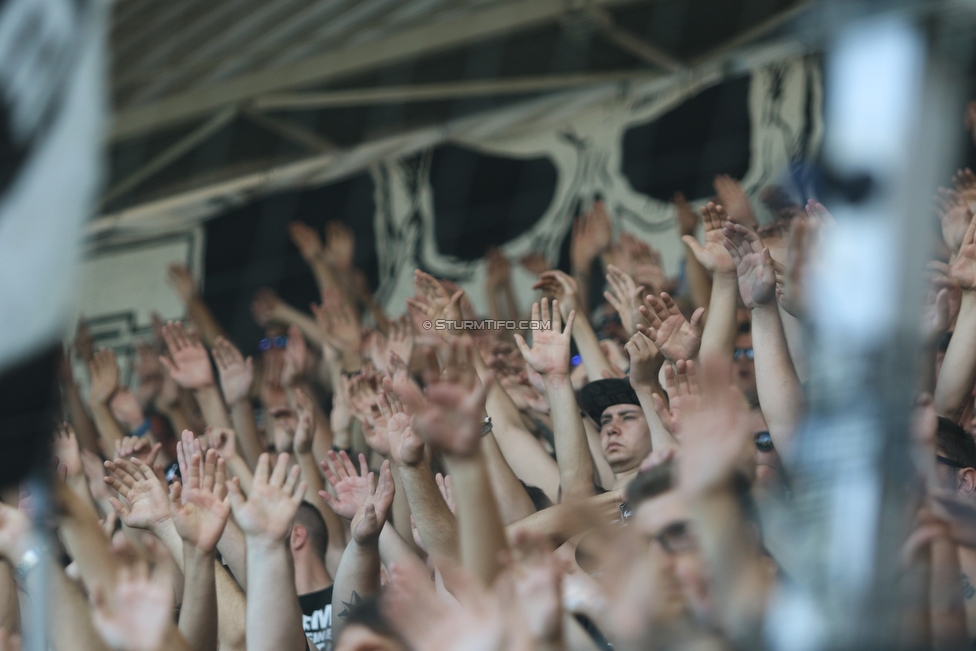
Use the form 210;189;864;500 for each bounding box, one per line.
578;378;641;423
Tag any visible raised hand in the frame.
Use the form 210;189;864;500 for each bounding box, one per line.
312;289;362;353
713;174;756;227
654;360;701;435
159;321;214;389
351;460;395;544
53;423;83;478
675;355;754;495
113;436;160;466
398;338;493;457
212;336;253;404
624;331;660;392
637;292;703;362
531;270;580;316
603;265;645;336
228;453;306;543
387;315;415;367
292;388;316;454
169;449;230;552
380;388;425;467
513;298;575;377
319;450;371;520
723;222;776;309
936;187;973;254
921;287;952;347
89;349;120;405
682;202;736;275
104;457;172;531
110;388;145;430
408;270;463;326
931;214;976;291
281;324;308;387
571;201;612;271
953;167;976;204
90;541;177;651
325;220;355;271
206;426;237;460
167;263;197;303
519;253;550;275
288;220;324;261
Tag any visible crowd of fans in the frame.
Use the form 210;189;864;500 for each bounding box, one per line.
7;108;976;651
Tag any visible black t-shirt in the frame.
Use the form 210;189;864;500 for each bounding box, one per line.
299;586;334;651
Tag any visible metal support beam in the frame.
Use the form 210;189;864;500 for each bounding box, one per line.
240;107;338;153
109;0;644;141
251;70;656;112
585;7;683;72
102;106;237;206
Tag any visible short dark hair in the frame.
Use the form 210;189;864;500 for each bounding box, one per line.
294;502;329;560
937;417;976;470
625;460;674;507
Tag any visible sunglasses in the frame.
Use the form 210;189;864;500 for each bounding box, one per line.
258;335;288;351
733;347;755;361
755;430;774;452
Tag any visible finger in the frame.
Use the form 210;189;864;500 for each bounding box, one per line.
203;449;217;493
254;453;271;486
689;307;705;332
270;453;290;487
283;464;301;495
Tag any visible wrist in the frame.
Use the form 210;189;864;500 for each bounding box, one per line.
184;544;216;563
712;270;738;283
542;372;571;390
244;534;289;554
340;350;362;373
150;515;177;537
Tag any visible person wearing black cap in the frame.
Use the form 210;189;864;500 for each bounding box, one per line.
578;377;654;488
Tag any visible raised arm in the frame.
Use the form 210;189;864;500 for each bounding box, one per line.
934;217;976;420
291;389;346;576
160;322;231;430
676;354;775;647
725;221;804;451
169;449;230;651
228;453;307;651
331;461;394;639
625;331;676;453
637;291;703;364
603;264;646;337
533;270;616;381
514;299;595;502
570;201;612;316
212;336;262;469
686;202;739;359
402;339;508;584
87;349;126;454
381;385;459;561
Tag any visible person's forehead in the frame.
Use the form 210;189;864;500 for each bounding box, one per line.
633;491;688;534
601;403;641;420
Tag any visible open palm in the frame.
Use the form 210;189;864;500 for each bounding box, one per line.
724;223;775;308
514;299;574;376
682;202;736;274
638;293;702;362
